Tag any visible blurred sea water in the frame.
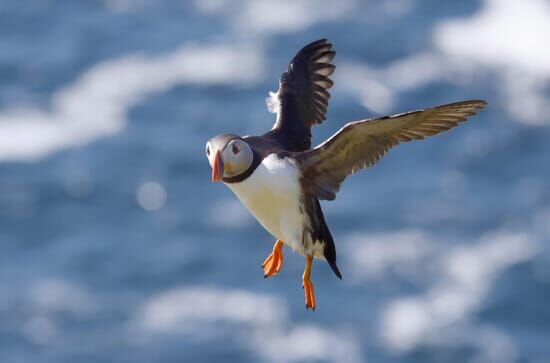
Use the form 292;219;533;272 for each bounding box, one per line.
1;1;549;362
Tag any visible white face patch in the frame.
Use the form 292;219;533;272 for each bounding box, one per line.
220;139;254;178
205;141;214;167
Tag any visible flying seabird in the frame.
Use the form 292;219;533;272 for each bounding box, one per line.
205;39;486;310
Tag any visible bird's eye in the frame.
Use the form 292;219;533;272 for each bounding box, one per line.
206;144;211;157
232;143;240;155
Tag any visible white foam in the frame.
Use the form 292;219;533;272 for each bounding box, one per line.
379;231;537;353
336;52;471;115
0;44;263;162
338;0;550;124
239;0;355;34
435;0;550;75
434;0;550;124
29;278;96;316
343;230;432;281
337;63;395;114
136;286;362;363
138;286;285;332
253;324;361;363
194;0;356;35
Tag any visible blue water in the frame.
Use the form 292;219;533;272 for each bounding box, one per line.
1;1;549;362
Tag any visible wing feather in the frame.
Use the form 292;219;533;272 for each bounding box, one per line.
268;39;336;151
297;100;487;200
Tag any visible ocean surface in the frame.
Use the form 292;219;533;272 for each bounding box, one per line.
1;1;549;362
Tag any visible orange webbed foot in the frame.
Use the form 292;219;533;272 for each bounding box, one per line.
262;240;283;278
302;255;316;311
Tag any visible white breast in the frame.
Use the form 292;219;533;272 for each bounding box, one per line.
225;154;308;253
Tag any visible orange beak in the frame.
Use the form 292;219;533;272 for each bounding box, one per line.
211;150;224;182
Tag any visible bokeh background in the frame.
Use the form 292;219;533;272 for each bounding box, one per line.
1;0;549;362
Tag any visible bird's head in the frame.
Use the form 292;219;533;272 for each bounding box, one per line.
206;134;254;182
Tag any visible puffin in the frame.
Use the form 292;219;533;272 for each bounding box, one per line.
205;39;486;310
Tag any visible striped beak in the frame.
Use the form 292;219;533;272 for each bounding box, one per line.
211;150;224;182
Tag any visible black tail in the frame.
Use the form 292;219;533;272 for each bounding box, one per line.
312;199;342;279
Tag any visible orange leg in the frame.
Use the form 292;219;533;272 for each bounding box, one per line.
262;240;284;278
302;255;316;311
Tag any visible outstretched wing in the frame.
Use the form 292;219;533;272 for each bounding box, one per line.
267;39;336;151
297;100;487;200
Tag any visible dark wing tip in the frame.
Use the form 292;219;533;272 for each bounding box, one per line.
291;39;333;64
446;99;488;110
437;99;488;121
302;38;329;49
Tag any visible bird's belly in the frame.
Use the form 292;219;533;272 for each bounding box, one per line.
239;186;300;242
225;155;307;253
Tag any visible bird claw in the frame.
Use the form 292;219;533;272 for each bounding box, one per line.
302;255;316;311
302;278;316;311
262;240;283;278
